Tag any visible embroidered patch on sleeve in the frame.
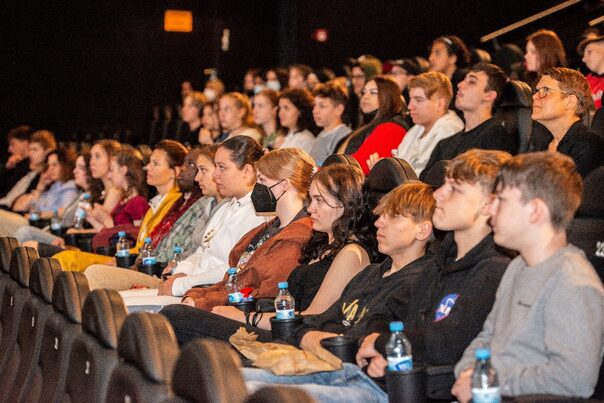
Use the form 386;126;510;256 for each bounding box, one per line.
434;293;459;321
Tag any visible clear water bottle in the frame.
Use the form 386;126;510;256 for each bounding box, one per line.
50;209;62;235
471;348;501;403
170;245;183;265
274;281;295;320
73;193;91;229
386;321;413;372
226;268;243;303
29;201;40;224
140;237;156;266
115;231;131;258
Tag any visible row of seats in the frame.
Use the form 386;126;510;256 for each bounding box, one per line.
0;238;314;403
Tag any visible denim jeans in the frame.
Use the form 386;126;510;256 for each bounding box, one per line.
242;363;388;403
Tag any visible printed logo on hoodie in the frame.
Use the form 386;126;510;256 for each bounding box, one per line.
434;293;459;321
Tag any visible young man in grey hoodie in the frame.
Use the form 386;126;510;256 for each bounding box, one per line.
452;151;604;401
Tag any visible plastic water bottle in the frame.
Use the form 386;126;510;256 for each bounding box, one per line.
471;348;501;403
50;209;62;235
73;193;91;229
274;282;295;320
140;237;156;266
226;268;243;303
386;321;413;372
170;245;183;265
115;231;131;258
29;201;40;224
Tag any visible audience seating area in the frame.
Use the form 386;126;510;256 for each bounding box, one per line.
0;237;316;403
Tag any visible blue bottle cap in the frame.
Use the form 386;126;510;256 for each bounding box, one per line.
144;237;152;243
227;268;237;275
278;281;288;289
389;321;404;332
475;348;491;360
173;246;183;253
82;193;91;199
118;231;126;237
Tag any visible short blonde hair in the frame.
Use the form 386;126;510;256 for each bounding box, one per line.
374;181;435;222
446;149;512;193
255;148;316;199
408;71;453;105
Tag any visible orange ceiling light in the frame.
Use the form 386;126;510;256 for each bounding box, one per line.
164;10;193;33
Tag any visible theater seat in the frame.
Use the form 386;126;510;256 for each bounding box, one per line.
0;237;20;315
493;80;533;153
63;288;127;403
245;386;315;403
0;257;61;403
568;166;604;282
322;153;363;170
163;339;247;403
105;312;179;403
24;271;89;403
591;107;604;139
0;246;38;376
364;157;418;210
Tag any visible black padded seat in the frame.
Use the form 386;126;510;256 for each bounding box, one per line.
0;257;61;403
106;312;179;403
163;339;247;403
0;237;20;325
493;79;533;153
0;246;38;376
63;289;127;403
364;157;418;210
24;271;89;403
568;166;604;282
322;153;363;170
245;386;315;403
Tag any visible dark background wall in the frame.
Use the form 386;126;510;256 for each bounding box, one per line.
0;0;600;145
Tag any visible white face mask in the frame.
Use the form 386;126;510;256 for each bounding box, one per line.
265;80;281;91
204;88;217;101
254;84;265;94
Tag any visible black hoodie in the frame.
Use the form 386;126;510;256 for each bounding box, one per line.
368;232;510;367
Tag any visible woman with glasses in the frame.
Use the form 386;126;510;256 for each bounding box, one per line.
338;76;408;174
528;67;602;177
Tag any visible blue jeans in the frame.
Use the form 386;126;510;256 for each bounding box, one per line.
242;363;388;403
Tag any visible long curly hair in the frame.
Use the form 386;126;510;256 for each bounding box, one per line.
300;164;379;263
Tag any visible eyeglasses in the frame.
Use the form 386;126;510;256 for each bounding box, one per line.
531;86;574;99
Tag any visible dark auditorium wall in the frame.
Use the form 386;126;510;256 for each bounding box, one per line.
0;0;597;150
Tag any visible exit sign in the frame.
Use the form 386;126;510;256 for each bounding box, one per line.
164;10;193;32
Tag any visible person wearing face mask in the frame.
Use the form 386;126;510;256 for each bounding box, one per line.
169;147;315;315
104;136;267;308
52;140;186;272
203;78;225;103
338;76;408;174
162;163;378;344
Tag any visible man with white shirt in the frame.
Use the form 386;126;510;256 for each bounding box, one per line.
395;71;464;176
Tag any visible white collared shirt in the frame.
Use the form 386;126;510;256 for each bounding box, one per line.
395;110;464;176
171;190;267;296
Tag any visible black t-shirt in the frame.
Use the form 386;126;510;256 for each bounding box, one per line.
420;117;517;181
288;255;335;312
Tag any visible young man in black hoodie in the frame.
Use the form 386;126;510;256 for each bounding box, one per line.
242;150;512;403
356;149;512;387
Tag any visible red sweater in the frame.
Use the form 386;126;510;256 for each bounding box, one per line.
351;122;407;174
586;73;604;109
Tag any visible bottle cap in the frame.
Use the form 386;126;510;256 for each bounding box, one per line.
82;193;91;199
173;246;183;253
227;267;237;275
278;281;288;289
118;231;126;237
144;237;152;243
475;348;491;360
389;321;404;332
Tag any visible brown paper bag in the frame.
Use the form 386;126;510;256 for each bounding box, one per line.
229;327;342;376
